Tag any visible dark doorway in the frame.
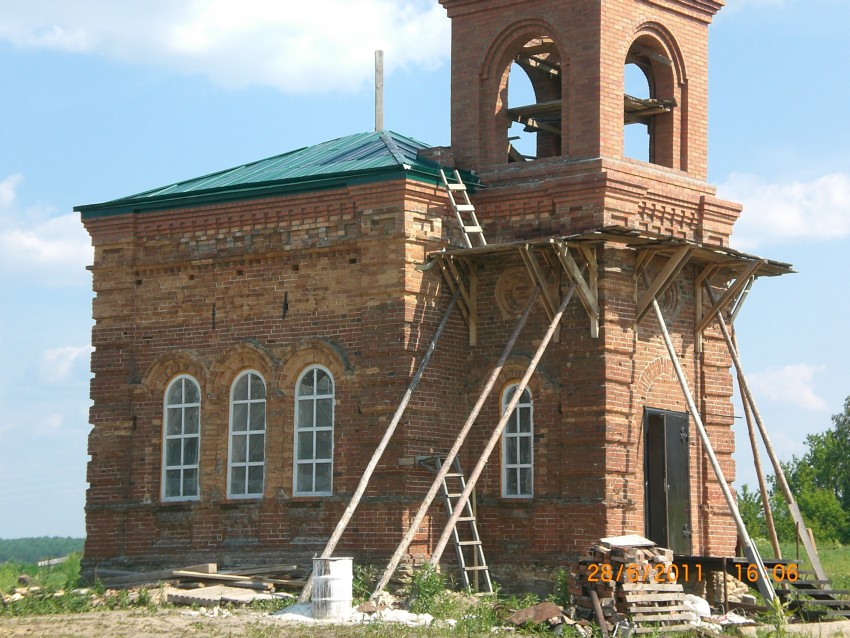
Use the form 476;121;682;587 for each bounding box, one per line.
644;408;691;553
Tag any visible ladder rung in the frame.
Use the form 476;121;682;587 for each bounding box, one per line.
446;493;463;498
465;565;489;571
446;183;467;191
455;204;476;212
444;473;464;478
463;226;482;233
456;517;476;522
458;540;481;546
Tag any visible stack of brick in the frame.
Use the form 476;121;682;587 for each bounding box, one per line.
571;539;693;634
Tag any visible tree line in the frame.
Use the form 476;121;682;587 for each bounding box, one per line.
738;395;850;545
0;537;84;564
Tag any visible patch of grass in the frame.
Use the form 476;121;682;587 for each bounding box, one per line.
353;564;380;604
0;552;82;592
754;539;850;588
409;564;445;615
548;567;572;608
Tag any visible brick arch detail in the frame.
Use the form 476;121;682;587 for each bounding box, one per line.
463;355;558;401
277;338;349;394
139;350;209;399
630;22;687;85
480;18;565;81
209;342;277;400
636;357;687;412
478;18;567;164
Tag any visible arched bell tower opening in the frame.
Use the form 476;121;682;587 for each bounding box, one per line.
503;37;563;162
623;29;686;170
477;21;568;169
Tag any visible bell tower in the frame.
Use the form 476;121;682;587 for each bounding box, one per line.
439;0;737;246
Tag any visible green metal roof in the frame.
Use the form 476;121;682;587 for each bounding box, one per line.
77;130;461;218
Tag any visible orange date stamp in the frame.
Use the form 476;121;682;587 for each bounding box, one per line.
586;562;800;584
587;562;701;583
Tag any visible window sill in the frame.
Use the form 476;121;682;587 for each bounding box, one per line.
220;499;263;509
158;500;200;510
289;495;331;505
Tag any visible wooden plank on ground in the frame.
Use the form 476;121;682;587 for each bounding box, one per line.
219;564;300;576
620;582;683;592
635;623;693;634
103;563;217;586
624;604;689;614
624;593;688;603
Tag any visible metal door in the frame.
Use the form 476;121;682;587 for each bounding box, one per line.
644;408;691;554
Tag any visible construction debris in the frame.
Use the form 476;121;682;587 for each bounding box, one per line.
572;537;694;635
505;601;564;626
100;562;307;594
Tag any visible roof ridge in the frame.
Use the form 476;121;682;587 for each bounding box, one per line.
378;130;413;168
77;130;446;217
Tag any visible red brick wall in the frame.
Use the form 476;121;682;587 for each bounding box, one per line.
441;0;722;178
83;0;741;578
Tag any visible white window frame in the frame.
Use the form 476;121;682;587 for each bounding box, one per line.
501;383;534;498
293;365;335;496
162;374;201;502
227;370;266;499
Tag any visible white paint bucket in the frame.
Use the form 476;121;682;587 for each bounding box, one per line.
312;556;353;620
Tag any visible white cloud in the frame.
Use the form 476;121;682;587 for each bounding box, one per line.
720;172;850;250
36;414;64;435
0;174;93;285
748;364;828;412
41;345;94;382
0;0;450;94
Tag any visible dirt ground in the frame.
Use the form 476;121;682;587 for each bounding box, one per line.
0;609;361;638
4;609;850;638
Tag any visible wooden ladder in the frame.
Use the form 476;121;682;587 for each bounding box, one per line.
440;168;487;248
418;455;493;593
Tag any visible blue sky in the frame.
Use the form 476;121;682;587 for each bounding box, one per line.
0;0;848;538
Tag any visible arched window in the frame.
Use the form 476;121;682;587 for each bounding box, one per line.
294;366;334;496
502;384;533;498
623;37;678;168
227;370;266;498
162;375;201;501
504;36;562;163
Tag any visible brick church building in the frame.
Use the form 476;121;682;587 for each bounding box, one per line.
78;0;790;579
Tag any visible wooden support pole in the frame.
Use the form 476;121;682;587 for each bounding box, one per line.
297;289;460;603
370;286;542;600
703;282;827;582
648;286;776;604
733;329;781;559
375;50;384;131
429;285;575;566
590;590;611;638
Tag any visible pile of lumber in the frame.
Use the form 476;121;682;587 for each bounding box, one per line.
571;537;693;635
98;562;307;605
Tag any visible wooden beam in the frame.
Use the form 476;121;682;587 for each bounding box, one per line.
507;99;561;118
635;245;694;324
694;264;718;353
445;256;477;346
515;55;561;78
627;44;673;67
468;260;478;348
554;242;600;338
519;40;557;56
511;115;561;136
437;258;470;326
695;259;763;335
520;245;560;342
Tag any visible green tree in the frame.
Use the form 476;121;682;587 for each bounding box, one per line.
801;395;850;511
737;483;767;539
764;396;850;545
